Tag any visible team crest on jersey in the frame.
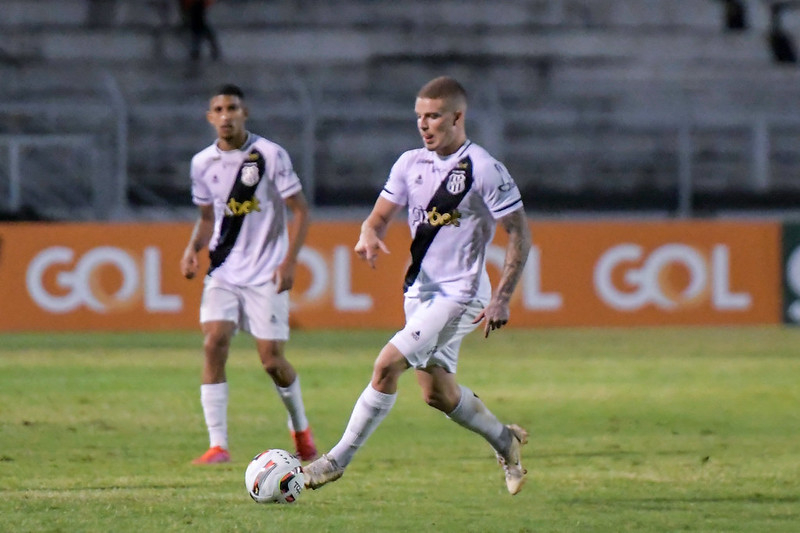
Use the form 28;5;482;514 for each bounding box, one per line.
240;163;260;186
446;170;467;195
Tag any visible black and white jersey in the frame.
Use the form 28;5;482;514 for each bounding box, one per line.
380;140;523;302
190;132;302;286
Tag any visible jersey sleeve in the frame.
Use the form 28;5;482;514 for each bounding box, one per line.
272;146;303;199
476;158;523;219
190;154;213;206
378;150;413;206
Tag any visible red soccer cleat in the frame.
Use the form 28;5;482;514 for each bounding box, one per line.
292;427;318;462
191;446;231;464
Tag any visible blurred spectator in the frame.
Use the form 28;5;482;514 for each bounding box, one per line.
179;0;221;61
767;1;797;63
720;0;748;30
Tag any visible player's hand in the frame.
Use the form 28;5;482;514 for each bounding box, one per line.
180;249;199;280
274;262;295;293
354;234;390;269
472;300;510;338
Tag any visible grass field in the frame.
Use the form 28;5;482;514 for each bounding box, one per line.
1;327;799;532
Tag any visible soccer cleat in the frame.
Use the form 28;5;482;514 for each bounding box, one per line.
303;454;345;489
496;424;529;495
191;446;231;464
292;427;318;462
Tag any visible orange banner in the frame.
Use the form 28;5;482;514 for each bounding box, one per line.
504;220;780;327
0;219;781;331
0;223;199;331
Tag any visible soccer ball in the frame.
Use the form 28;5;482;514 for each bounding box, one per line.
244;449;305;504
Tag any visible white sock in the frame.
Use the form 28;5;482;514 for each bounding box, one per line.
200;382;229;449
275;377;309;432
447;385;510;454
329;384;397;467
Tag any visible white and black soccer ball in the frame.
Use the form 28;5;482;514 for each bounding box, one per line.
244;449;305;504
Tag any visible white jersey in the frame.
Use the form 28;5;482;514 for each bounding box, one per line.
190;132;303;286
380;140;523;302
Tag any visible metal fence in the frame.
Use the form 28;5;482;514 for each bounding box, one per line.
3;75;800;220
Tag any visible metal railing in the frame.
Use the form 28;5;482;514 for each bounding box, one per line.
4;76;800;220
0;134;98;214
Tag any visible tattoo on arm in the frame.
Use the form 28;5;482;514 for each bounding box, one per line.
494;210;531;303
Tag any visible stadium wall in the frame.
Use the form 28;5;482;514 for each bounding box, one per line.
0;218;792;332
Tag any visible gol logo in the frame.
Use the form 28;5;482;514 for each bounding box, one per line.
26;246;182;313
594;243;751;312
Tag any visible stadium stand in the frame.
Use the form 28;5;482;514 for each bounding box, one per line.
2;0;800;220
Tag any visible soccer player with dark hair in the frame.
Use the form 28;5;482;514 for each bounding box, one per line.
180;84;317;464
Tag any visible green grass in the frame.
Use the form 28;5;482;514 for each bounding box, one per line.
1;327;799;532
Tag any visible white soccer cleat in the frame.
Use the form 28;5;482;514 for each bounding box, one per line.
497;424;529;495
303;454;345;490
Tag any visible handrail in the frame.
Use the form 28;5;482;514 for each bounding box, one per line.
5;101;800;218
0;134;95;212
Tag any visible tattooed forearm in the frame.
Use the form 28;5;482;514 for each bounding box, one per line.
494;209;531;303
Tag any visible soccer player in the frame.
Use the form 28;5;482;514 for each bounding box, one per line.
304;76;531;495
180;84;317;464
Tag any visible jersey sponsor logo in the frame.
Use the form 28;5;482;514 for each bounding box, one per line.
426;206;461;227
494;163;516;192
446;171;467;194
410;206;426;228
225;196;261;216
240;163;260;186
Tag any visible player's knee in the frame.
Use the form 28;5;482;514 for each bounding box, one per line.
261;357;283;377
259;345;289;377
203;332;230;356
257;338;283;364
371;361;403;391
372;363;394;385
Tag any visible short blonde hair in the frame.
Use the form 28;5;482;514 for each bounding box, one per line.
417;77;467;110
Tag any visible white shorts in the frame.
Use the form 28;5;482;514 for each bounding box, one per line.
199;276;289;341
388;296;486;374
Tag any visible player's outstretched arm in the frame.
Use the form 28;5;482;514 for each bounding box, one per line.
474;207;531;337
354;196;402;269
